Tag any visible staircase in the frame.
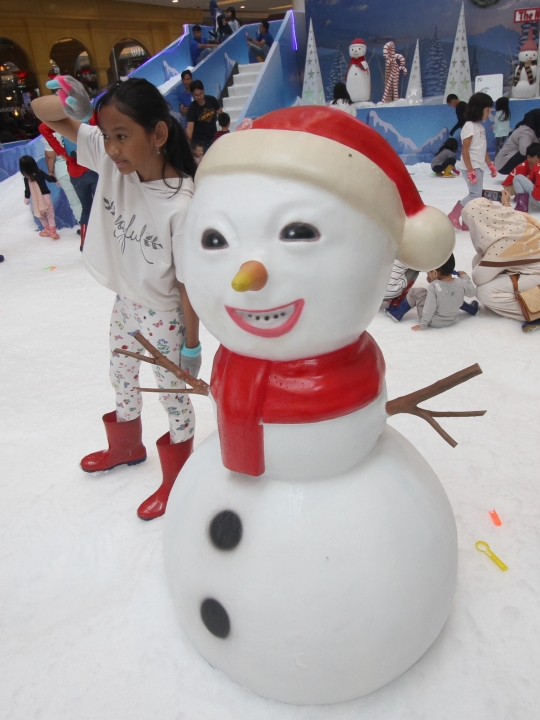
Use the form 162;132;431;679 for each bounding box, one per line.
223;63;263;128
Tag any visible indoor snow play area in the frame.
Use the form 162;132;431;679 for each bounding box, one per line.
1;1;540;719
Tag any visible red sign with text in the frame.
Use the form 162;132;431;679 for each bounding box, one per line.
514;7;540;22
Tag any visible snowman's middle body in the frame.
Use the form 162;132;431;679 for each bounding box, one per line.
164;387;457;704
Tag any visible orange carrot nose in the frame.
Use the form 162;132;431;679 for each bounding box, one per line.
231;261;268;292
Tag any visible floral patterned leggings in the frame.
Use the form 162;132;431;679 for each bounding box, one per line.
109;295;195;443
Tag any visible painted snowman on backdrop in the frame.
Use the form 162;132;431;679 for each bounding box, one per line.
163;108;458;705
345;38;371;102
513;27;539;99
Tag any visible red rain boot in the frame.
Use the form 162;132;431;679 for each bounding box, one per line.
448;202;463;230
137;433;193;520
461;220;469;231
80;224;87;252
39;226;51;237
49;226;60;240
81;411;147;472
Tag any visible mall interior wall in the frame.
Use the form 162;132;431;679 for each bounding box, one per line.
0;0;203;94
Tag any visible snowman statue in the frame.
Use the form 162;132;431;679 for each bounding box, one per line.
345;37;371;102
513;26;539;99
162;107;463;705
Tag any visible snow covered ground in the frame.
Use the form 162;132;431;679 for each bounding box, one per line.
1;166;539;719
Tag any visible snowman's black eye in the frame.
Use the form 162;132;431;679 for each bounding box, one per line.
202;229;229;249
280;223;320;242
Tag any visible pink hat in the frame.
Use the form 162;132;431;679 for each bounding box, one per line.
521;26;538;53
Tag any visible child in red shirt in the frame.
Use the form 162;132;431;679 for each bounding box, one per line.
502;142;540;212
213;112;230;141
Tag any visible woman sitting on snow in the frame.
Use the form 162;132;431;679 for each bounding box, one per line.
462;196;540;332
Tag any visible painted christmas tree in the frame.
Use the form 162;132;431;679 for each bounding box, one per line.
423;26;448;97
327;38;349;99
444;2;472;101
406;40;423;104
302;19;326;105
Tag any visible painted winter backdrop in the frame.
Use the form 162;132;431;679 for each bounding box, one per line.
307;0;538;102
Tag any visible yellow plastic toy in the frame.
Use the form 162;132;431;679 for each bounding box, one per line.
475;541;508;571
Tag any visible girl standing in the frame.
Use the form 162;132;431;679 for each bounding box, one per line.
448;92;497;231
20;155;60;239
32;76;200;521
493;96;511;154
226;6;240;33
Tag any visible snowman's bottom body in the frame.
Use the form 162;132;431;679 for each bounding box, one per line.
513;76;538;99
163;425;457;705
346;66;371;103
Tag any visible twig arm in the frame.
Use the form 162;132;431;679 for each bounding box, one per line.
113;332;210;397
385;364;486;448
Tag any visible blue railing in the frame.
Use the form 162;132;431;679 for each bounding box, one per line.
235;11;305;128
162;20;282;112
129;24;212;90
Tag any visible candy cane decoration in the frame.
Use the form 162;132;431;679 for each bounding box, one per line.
382;42;408;103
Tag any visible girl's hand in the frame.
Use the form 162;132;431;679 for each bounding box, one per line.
24;198;29;205
467;169;478;184
180;342;202;379
46;76;92;122
412;325;423;331
488;162;497;178
501;188;511;206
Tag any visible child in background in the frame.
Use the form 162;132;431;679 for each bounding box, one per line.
448;92;497;231
193;143;205;164
20;155;60;239
32;75;200;521
385;254;478;329
431;138;459;177
493;96;511;154
501;142;540;212
214;112;231;140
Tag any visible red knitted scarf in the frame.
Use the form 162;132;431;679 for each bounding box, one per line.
349;56;368;69
210;333;385;477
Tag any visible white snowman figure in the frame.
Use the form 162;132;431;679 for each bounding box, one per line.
513;27;539;99
345;37;371;102
163;107;458;705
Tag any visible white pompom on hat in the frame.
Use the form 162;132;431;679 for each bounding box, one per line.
197;107;455;271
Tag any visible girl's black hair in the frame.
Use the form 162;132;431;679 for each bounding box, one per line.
332;82;353;105
495;96;510;122
19;155;40;180
95;78;196;189
436;137;458;154
226;6;237;19
465;92;493;122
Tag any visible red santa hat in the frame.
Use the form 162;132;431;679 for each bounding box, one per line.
521;26;538;53
350;38;366;46
197;107;455;271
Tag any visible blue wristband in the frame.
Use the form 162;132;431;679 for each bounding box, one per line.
181;342;202;357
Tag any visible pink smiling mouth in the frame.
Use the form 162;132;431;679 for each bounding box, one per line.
225;299;304;337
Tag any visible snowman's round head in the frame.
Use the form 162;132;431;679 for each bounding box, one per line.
349;38;367;58
519;48;538;63
182;107;454;361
